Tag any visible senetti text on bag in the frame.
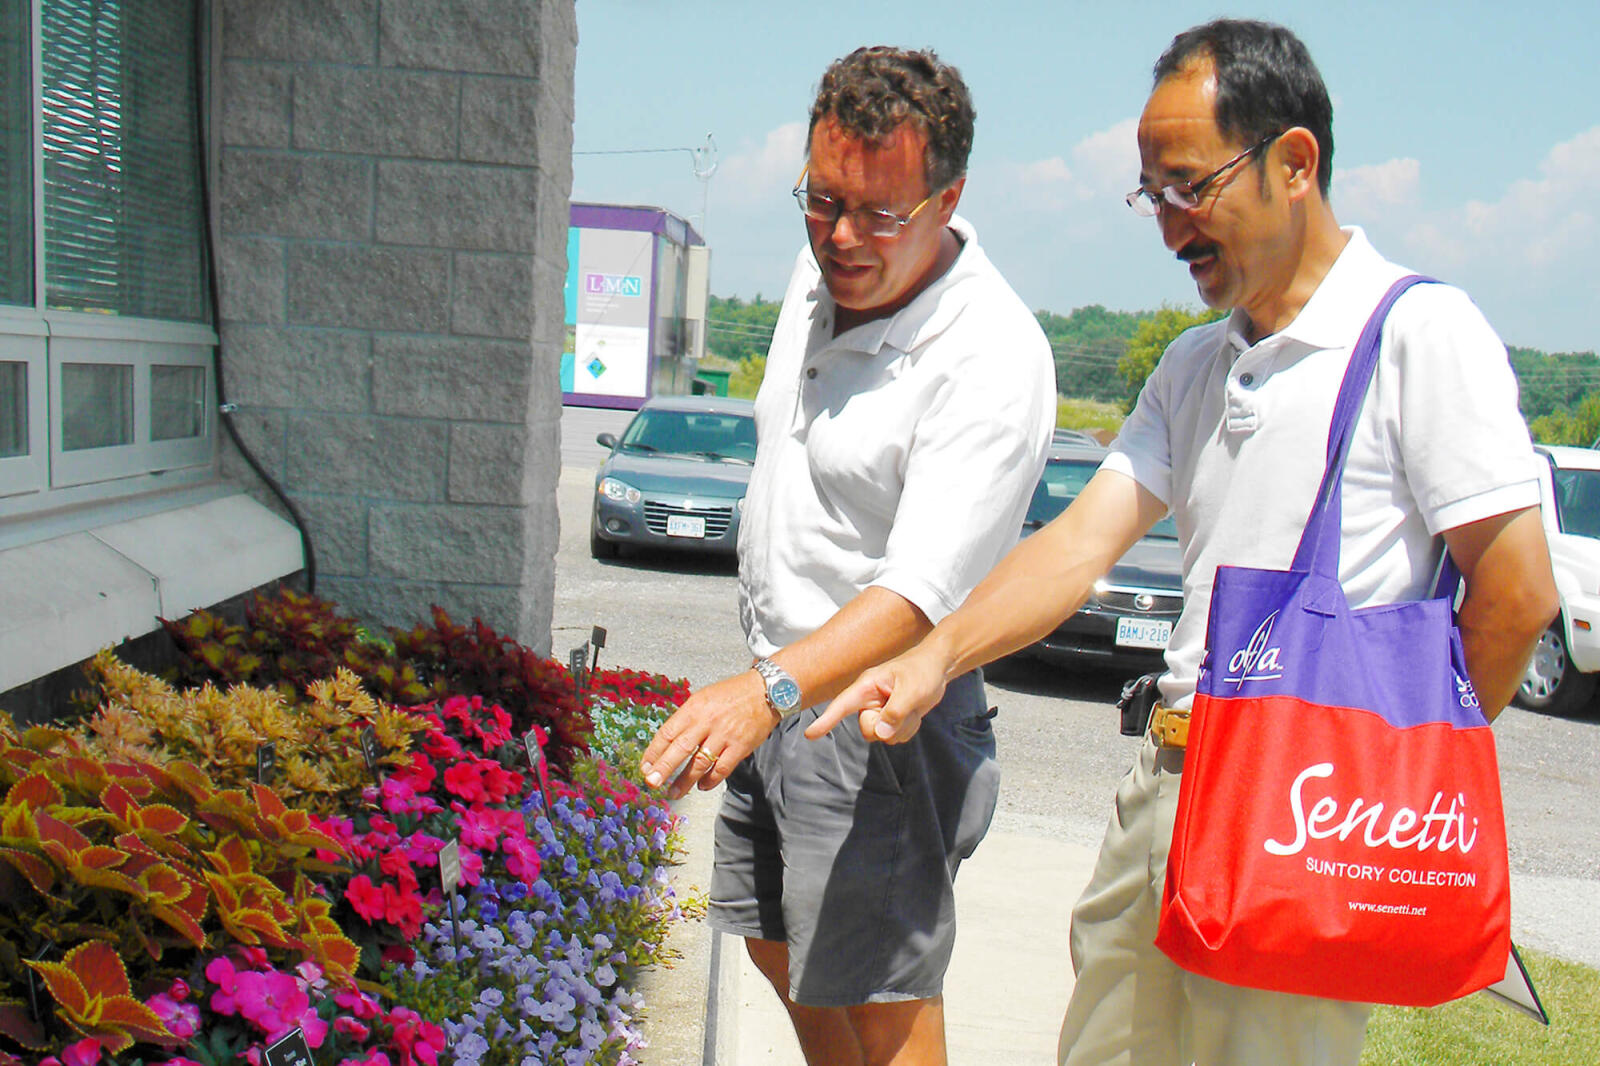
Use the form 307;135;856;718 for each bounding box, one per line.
1262;762;1481;857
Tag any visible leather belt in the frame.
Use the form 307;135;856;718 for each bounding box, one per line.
1149;704;1190;749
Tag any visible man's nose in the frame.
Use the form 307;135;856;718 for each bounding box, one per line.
1156;201;1193;252
827;212;865;249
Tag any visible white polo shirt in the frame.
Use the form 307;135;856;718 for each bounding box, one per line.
739;214;1056;657
1105;228;1540;709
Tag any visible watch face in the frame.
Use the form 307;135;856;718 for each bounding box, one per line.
770;677;802;711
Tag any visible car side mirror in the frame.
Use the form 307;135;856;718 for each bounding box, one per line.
596;432;618;449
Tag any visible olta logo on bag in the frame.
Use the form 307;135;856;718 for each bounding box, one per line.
1455;672;1481;710
1225;611;1284;687
1262;762;1480;857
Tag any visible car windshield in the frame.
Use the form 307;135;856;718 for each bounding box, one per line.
1552;466;1600;539
618;409;756;462
1027;458;1178;538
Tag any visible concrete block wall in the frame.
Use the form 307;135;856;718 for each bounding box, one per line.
215;0;576;653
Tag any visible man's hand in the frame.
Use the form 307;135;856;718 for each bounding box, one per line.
808;646;950;744
640;670;779;799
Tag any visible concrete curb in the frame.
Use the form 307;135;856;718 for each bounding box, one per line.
633;784;727;1065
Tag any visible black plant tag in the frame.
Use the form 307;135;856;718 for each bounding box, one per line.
569;645;588;696
590;625;607;670
263;1028;314;1066
359;725;381;786
255;742;277;785
439;838;463;955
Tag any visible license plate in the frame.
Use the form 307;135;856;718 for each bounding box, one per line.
666;514;706;538
1116;616;1172;649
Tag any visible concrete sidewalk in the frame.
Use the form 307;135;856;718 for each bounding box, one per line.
637;790;1096;1065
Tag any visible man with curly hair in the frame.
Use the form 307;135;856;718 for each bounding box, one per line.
641;45;1055;1065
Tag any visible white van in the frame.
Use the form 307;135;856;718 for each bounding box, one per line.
1516;445;1600;715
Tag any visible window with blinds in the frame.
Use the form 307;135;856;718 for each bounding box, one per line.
41;0;209;323
0;0;216;507
1;0;31;307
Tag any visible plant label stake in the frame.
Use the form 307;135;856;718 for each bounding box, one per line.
255;741;277;785
524;727;554;811
439;838;463;958
569;644;588;698
359;725;382;787
263;1027;314;1066
590;625;607;672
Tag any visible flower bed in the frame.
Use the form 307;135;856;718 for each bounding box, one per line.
0;590;689;1066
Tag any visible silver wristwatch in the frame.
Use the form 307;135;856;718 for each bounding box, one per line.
753;656;803;717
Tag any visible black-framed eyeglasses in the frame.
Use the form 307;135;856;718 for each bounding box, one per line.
791;165;938;238
1125;131;1283;217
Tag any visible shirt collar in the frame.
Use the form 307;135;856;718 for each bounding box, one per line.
808;214;982;356
1268;226;1400;351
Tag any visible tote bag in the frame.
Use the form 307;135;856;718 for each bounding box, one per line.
1153;275;1511;1007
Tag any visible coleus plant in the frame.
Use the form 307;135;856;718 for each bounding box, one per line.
0;716;359;1061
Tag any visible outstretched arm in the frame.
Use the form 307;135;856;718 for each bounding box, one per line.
811;470;1169;743
639;585;932;798
1441;506;1558;719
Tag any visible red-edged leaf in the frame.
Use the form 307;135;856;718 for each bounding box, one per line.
217;905;288;946
89;995;177;1046
205;834;253;878
62;940;133;998
131;802;188;836
4;772;62;810
250;782;287;819
25;959;89;1016
0;1000;48;1050
0;847;57;897
99;782;135;823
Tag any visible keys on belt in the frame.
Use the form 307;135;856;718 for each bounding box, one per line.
1149;704;1190;749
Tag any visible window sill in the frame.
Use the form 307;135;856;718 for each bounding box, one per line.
0;492;304;692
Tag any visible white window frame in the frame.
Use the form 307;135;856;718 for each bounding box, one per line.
0;312;47;498
0;0;219;519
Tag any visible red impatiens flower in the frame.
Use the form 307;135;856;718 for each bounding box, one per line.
347;874;387;924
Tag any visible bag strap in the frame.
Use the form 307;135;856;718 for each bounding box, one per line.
1289;275;1437;581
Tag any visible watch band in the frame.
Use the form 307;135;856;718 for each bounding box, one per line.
754;656;803;717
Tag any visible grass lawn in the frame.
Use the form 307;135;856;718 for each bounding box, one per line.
1056;396;1124;437
1361;948;1599;1065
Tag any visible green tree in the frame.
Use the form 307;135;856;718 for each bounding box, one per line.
729;353;766;399
705;294;781;365
1035;304;1152;405
1531;390;1600;445
1510;346;1600;422
1117;304;1227;410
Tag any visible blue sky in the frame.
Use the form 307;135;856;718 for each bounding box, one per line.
574;2;1600;354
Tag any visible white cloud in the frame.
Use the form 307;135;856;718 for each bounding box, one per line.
1371;124;1600;350
715;121;809;206
1070;117;1140;197
1405;126;1600;272
1335;157;1420;220
980;117;1138;213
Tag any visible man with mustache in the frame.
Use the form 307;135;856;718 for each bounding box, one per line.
640;46;1055;1065
815;19;1557;1066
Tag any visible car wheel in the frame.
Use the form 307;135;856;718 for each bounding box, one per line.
1516;619;1597;715
589;520;619;559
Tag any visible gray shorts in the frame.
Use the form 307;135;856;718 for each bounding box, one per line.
708;670;1001;1007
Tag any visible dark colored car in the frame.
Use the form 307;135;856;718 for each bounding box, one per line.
590;396;756;559
1018;441;1184;672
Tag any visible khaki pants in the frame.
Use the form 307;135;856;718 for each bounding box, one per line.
1058;736;1372;1066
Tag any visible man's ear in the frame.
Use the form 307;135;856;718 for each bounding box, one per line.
936;177;966;222
1277;127;1321;203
